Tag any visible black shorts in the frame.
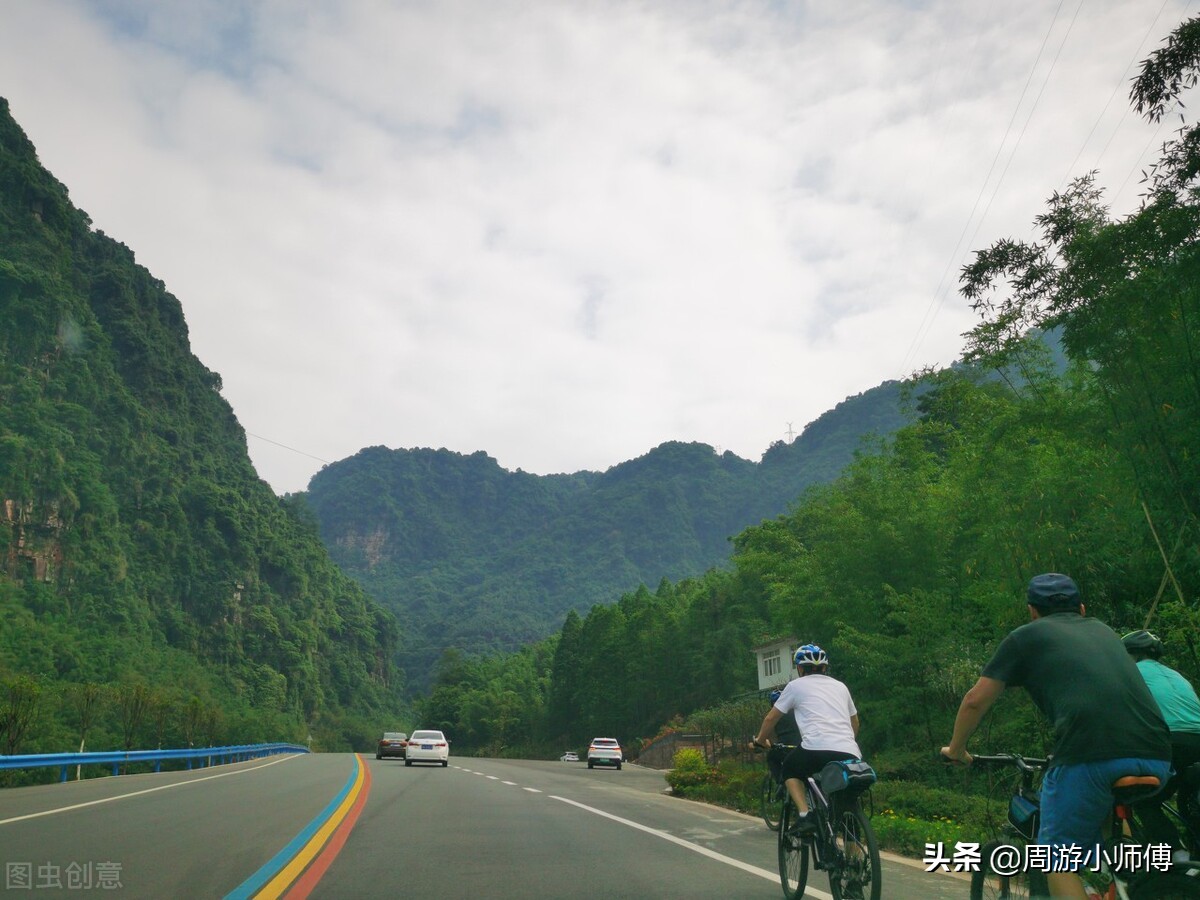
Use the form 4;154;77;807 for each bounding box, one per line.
767;744;790;782
781;746;857;782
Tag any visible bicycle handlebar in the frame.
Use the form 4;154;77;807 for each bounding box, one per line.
751;740;798;752
968;752;1049;773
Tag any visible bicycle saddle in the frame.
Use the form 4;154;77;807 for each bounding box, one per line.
1111;774;1162;804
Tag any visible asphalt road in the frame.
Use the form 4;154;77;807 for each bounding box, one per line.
0;753;970;898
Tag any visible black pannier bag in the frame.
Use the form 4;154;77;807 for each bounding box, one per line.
818;758;877;797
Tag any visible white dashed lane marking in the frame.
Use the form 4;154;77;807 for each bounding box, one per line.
445;766;830;897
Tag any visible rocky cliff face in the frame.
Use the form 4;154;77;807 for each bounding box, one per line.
0;97;401;741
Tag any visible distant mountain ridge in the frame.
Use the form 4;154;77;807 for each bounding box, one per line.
304;379;917;690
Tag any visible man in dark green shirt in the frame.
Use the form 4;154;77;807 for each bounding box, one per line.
941;573;1171;899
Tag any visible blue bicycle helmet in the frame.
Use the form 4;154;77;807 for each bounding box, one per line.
794;644;828;668
769;689;783;703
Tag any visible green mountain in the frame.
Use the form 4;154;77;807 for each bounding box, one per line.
0;98;401;754
305;379;917;690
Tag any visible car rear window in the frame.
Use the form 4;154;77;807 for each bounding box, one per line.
592;739;619;746
383;732;405;739
411;731;443;740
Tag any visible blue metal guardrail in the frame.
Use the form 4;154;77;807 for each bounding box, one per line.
0;742;309;783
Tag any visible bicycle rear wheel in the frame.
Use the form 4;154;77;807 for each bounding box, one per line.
828;799;881;900
778;802;810;900
761;771;782;831
970;840;1048;900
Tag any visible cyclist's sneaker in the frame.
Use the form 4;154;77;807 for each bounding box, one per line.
787;811;816;836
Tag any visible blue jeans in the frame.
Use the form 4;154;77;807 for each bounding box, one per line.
1038;757;1173;869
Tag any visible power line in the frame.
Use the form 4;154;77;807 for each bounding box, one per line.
1056;0;1174;194
899;0;1071;377
246;432;331;464
964;0;1086;257
1112;114;1173;204
1108;0;1197;209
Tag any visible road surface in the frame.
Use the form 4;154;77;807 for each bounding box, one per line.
0;753;970;898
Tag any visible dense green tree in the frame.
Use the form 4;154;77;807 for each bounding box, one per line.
306;399;920;693
961;16;1200;600
0;97;406;759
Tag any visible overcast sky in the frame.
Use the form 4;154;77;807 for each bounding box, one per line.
2;0;1193;494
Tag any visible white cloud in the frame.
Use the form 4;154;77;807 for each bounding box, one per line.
2;0;1191;492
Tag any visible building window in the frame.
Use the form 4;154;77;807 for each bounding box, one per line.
763;650;781;679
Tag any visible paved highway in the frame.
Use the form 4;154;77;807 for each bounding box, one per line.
0;753;969;898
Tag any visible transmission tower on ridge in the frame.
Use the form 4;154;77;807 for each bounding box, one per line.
786;422;796;442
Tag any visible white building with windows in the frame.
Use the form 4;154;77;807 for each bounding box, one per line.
751;637;799;692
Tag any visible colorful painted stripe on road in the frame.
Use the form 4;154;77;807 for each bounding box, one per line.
282;756;373;900
225;753;371;900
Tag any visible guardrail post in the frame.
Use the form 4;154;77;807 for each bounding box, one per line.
60;765;68;783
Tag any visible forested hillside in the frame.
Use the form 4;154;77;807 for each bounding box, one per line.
305;380;915;690
412;16;1200;771
0;98;403;761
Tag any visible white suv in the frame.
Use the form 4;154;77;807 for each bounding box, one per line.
587;737;623;770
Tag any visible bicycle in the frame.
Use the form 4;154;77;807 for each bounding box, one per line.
760;745;789;832
761;767;785;831
964;752;1200;900
1125;760;1200;862
766;744;881;900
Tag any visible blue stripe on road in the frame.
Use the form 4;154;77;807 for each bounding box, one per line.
224;759;357;900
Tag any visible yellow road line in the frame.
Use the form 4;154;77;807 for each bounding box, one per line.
253;754;366;899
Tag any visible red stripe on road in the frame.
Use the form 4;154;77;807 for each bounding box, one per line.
282;754;373;899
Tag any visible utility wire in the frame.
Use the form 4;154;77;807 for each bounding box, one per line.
963;0;1086;258
1056;0;1174;193
1108;0;1196;209
899;0;1070;377
246;431;331;464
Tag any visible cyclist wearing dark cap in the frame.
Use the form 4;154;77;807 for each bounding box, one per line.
941;573;1172;899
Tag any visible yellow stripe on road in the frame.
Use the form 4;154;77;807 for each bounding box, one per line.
252;754;367;900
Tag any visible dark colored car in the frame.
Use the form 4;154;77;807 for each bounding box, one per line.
376;731;408;759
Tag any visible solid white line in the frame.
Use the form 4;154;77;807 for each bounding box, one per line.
0;754;301;826
550;795;833;899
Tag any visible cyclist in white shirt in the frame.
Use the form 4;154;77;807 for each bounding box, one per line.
751;644;862;834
